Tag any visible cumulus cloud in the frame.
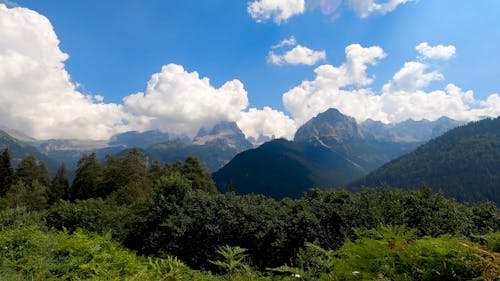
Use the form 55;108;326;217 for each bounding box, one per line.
416;42;456;60
0;4;132;140
122;64;297;140
248;0;305;24
348;0;414;18
268;37;326;66
283;43;500;127
123;64;249;137
0;4;297;142
237;107;297;140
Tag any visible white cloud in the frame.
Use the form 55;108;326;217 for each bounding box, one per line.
0;4;132;140
248;0;305;24
271;36;297;49
283;43;500;127
237;107;297;140
416;42;456;60
348;0;414;18
268;37;327;66
123;64;249;138
123;64;297;140
382;61;443;93
283;44;386;125
0;4;298;142
269;45;326;66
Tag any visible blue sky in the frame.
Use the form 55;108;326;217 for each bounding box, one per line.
0;0;499;140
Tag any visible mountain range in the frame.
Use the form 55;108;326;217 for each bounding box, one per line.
351;117;500;204
213;109;461;198
1;108;477;201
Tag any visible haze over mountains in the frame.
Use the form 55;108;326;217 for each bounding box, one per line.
3;107;494;203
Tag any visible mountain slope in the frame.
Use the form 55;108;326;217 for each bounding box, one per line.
294;108;421;171
212;138;366;198
351;117;500;204
147;122;252;172
0;130;59;174
213;108;464;199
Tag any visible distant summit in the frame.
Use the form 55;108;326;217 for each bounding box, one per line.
360;116;464;143
109;130;181;148
147;122;252;172
193;121;252;150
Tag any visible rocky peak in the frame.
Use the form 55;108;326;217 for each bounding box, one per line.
294;108;364;146
193;121;252;150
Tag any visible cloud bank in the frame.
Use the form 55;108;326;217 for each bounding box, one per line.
0;4;131;140
0;4;295;141
0;4;498;144
283;43;500;127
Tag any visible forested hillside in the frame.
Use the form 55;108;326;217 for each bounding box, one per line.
0;149;498;280
352;117;500;204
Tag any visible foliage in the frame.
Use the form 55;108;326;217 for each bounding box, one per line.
210;245;249;274
48;163;70;204
71;152;103;200
288;226;499;281
0;148;14;196
3;181;48;211
0;226;201;281
354;117;500;204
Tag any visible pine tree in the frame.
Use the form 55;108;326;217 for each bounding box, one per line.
48;163;70;203
16;155;39;185
37;161;51;187
71;153;103;200
0;148;14;195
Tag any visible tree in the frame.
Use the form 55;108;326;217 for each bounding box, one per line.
101;148;151;197
0;148;14;195
149;159;164;183
16;155;39;185
181;156;217;194
71;153;103;200
37;161;51;187
5;180;48;211
48;163;70;203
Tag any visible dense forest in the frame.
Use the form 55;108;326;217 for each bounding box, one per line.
0;148;499;280
352;117;500;204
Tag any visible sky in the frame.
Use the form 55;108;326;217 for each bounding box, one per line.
0;0;499;141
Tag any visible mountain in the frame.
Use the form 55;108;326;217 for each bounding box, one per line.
146;122;252;172
109;130;182;148
213;109;422;199
351;117;500;204
213;138;366;199
193;122;253;150
294;108;420;172
0;130;59;174
360;117;464;143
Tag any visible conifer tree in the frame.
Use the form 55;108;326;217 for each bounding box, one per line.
37;161;51;187
0;148;14;195
49;163;70;203
16;155;39;185
71;153;102;200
